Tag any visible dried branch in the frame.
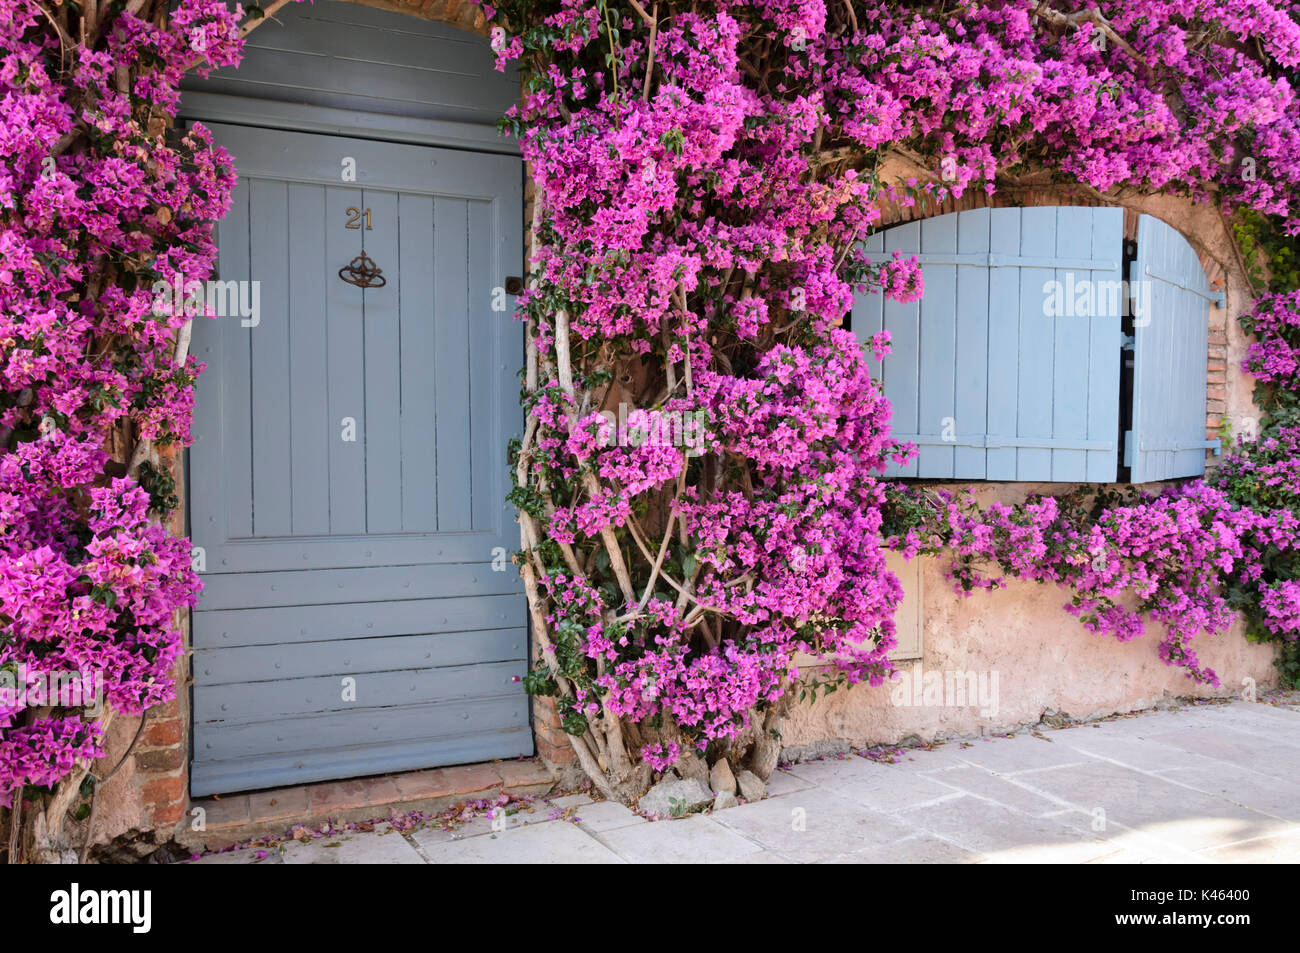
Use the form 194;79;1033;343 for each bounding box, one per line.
1037;5;1147;68
239;0;294;38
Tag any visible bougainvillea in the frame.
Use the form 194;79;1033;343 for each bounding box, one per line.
5;0;1300;841
490;0;1300;801
0;0;261;859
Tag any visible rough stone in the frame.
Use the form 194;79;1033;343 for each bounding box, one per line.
737;770;767;801
637;777;713;818
712;791;738;812
1041;709;1073;728
709;758;737;796
671;752;709;786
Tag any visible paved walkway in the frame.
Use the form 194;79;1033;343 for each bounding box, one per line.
193;696;1300;864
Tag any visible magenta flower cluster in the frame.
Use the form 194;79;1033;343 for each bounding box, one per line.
1242;290;1300;384
492;0;1300;772
0;0;243;805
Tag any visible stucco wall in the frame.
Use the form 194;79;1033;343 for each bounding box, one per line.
784;539;1278;758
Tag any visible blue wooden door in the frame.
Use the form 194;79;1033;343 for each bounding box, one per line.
188;124;528;795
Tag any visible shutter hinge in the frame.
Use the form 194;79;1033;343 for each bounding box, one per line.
1134;438;1223;454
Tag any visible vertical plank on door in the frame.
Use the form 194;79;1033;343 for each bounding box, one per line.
1087;209;1122;483
398;193;438;533
288;183;331;535
1016;207;1056;480
985;208;1021;480
326;186;366;533
853;233;888;471
854;232;886;376
1177;234;1210;478
918;214;958;477
362;189;403;534
468;198;496;532
249;179;292;537
883;221;921;477
1050;207;1093;480
434;197;472;531
218;179;253;540
954;208;990;479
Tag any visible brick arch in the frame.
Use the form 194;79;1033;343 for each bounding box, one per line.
867;167;1236;464
333;0;489;34
871;167;1233;302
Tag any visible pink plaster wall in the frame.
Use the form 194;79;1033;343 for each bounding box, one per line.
783;551;1278;754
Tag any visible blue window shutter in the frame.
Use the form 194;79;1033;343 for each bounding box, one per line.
1129;214;1218;483
854;207;1122;481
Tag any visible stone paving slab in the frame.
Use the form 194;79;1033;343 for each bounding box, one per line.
281;829;424;865
1007;760;1278;852
595;814;764;864
188;699;1300;865
712;786;914;863
571;799;647;834
411;817;625;864
823;833;981;864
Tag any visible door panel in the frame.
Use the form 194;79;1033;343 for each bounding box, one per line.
189;124;527;796
853;206;1123;481
1129;214;1216;482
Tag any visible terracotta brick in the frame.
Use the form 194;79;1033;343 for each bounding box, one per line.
532;698;562;731
135;746;185;774
362;776;402;807
1209;329;1228;345
249;786;309;822
306;779;368;814
1207;399;1227;413
536;737;578;765
150;801;185;828
1207;386;1227;401
437;763;503;795
141;775;185;807
194;794;250;829
151;697;182;719
1208;344;1228;359
495;758;552;790
537;722;571;744
392;769;459;801
140;717;184;748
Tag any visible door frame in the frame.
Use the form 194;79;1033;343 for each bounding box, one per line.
179;96;531;795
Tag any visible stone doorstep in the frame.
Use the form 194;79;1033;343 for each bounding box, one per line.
185;758;555;851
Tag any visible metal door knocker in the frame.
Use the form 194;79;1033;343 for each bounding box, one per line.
338;251;387;289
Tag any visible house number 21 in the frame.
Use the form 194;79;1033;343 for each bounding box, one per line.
344;207;373;230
